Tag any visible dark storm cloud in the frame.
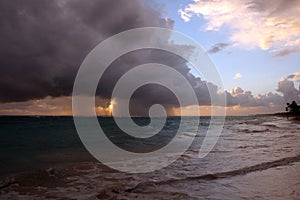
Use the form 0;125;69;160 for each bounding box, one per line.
0;0;291;115
1;0;226;115
0;0;167;102
91;45;233;115
207;43;230;54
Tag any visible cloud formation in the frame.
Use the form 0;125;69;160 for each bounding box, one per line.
2;73;299;115
207;43;230;54
287;72;300;82
179;0;300;56
0;0;167;103
234;73;243;79
0;0;227;115
0;0;298;116
227;87;283;107
277;76;300;103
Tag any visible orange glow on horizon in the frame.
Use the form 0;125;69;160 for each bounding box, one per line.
0;96;284;116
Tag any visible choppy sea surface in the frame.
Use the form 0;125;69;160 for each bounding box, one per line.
0;116;300;199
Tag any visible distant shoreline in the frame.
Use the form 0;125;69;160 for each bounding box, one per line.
254;112;300;122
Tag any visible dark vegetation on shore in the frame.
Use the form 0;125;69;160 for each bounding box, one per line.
255;101;300;121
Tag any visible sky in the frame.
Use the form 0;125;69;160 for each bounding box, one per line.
159;0;300;94
0;0;299;116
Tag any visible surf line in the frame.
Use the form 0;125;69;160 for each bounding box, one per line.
126;154;300;193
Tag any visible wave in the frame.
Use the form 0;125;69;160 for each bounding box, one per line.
2;155;300;198
126;154;300;193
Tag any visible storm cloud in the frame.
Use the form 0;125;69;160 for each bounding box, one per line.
0;0;296;116
0;0;219;114
0;0;168;102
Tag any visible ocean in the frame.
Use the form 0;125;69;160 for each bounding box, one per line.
0;116;299;199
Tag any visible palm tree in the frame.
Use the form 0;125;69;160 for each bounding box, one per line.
286;101;300;115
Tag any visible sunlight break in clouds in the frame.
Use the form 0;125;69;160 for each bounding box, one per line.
234;73;242;79
179;0;300;56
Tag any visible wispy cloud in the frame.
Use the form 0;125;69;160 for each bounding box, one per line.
179;0;300;56
178;8;192;22
274;47;300;57
207;43;230;54
234;73;243;79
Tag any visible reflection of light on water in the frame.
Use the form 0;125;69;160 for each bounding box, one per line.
108;101;114;116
